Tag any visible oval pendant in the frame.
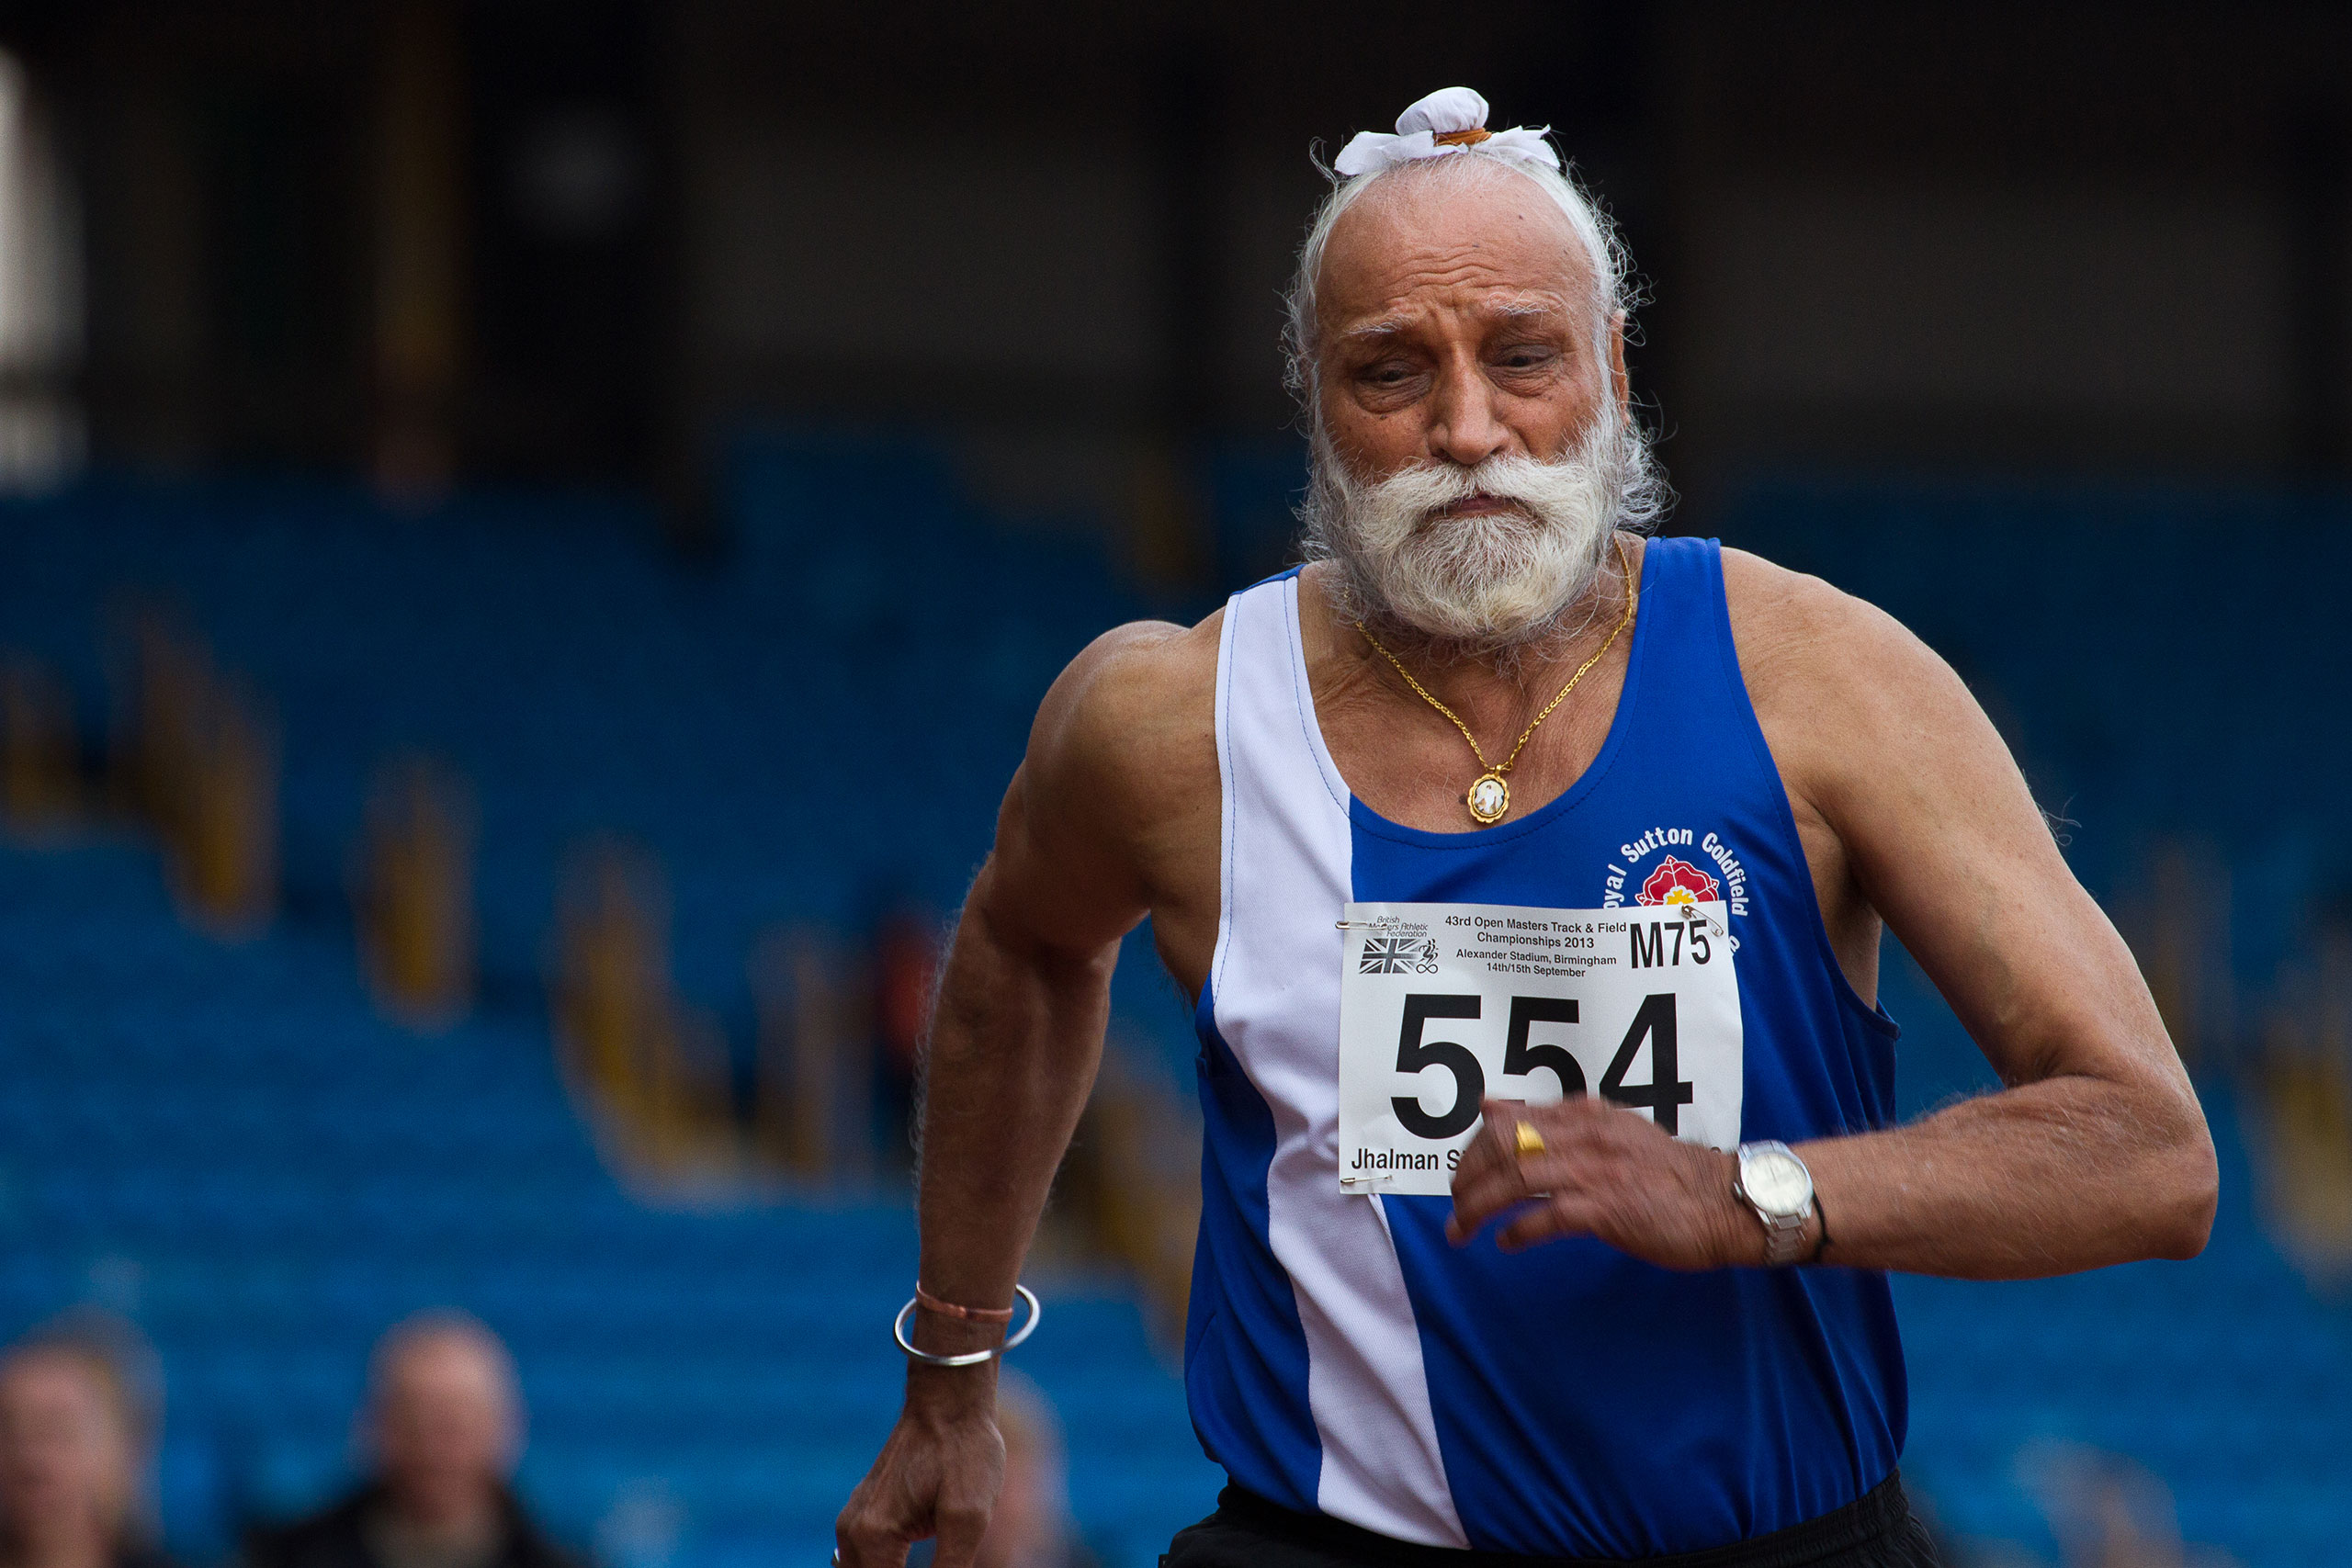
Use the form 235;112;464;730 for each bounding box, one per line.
1466;772;1510;825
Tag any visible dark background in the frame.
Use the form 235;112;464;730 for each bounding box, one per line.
12;1;2352;535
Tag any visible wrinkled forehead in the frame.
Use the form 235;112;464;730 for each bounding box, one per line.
1315;163;1600;346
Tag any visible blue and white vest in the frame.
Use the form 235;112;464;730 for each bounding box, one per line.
1185;536;1905;1557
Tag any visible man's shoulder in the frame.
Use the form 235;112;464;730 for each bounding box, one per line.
1003;608;1224;905
1058;611;1223;721
1717;544;1941;702
1716;543;1990;822
1033;610;1222;791
1718;544;1878;637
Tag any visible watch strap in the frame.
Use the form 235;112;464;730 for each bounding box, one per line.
1759;1208;1810;1267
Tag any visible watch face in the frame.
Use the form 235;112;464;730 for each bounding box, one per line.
1743;1149;1812;1214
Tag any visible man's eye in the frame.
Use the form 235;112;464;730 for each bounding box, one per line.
1363;364;1411;386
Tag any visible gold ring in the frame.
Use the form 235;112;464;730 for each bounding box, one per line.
1514;1122;1545;1157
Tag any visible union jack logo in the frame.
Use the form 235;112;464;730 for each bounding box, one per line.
1360;936;1418;974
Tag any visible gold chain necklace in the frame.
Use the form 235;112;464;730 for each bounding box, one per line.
1356;536;1638;827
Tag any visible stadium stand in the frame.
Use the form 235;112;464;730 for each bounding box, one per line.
0;833;1221;1568
0;448;2346;1567
0;444;1203;1074
1747;479;2352;1568
0;446;1223;1568
1878;951;2352;1566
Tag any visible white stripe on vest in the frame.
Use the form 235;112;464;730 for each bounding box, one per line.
1209;572;1465;1547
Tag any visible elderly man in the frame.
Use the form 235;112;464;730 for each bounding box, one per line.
248;1316;571;1568
837;87;2216;1568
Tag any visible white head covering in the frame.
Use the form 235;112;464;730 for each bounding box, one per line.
1332;86;1560;178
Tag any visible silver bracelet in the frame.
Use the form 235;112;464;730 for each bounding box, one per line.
891;1283;1042;1367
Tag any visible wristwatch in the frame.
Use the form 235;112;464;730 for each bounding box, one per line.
1734;1141;1815;1267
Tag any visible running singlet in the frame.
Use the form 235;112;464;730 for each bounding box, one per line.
1185;536;1906;1558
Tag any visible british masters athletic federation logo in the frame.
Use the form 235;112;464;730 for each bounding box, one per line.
1638;857;1720;908
1360;934;1441;975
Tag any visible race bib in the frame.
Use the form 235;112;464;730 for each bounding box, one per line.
1336;900;1743;1195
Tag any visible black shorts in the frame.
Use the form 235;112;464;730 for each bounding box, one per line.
1161;1473;1942;1568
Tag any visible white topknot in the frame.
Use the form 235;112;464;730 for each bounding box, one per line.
1396;85;1491;138
1333;85;1561;177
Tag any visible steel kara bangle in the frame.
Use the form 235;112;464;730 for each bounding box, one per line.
892;1283;1042;1367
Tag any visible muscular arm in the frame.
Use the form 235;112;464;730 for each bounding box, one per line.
838;619;1209;1568
1450;555;2216;1279
908;786;1126;1345
1755;560;2216;1276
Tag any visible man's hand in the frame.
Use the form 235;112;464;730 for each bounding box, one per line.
1446;1096;1769;1269
835;1367;1005;1568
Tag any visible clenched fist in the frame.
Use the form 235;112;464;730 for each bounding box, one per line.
836;1367;1005;1568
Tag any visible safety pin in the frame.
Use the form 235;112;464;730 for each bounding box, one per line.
1681;907;1726;938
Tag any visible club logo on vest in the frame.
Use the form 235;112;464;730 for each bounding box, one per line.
1602;826;1752;948
1638;857;1719;908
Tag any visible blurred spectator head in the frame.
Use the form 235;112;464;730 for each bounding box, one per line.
2018;1440;2205;1568
976;1372;1081;1568
0;1323;155;1562
361;1314;522;1528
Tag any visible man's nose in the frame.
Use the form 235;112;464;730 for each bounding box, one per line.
1427;360;1511;468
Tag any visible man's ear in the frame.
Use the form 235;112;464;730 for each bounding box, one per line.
1607;310;1631;423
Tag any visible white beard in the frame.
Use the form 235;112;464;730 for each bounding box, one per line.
1306;412;1632;656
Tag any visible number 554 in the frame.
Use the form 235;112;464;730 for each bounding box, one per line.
1391;993;1694;1139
